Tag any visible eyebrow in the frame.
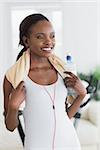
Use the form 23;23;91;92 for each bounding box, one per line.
35;32;55;35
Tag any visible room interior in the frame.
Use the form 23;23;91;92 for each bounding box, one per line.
0;0;100;150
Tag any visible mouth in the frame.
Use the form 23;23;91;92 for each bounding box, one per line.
41;47;54;52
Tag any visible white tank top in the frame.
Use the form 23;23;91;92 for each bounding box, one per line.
23;74;81;150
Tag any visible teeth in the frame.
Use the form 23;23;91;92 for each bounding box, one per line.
42;48;52;51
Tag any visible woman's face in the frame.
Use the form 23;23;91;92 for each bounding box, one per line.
24;20;56;57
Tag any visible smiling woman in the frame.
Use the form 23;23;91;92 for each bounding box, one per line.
11;9;63;61
3;13;87;150
21;19;55;58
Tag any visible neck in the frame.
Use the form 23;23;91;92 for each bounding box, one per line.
30;51;52;69
30;51;49;63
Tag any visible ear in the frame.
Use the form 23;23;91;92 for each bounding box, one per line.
22;36;29;48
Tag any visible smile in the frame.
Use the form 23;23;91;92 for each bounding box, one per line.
41;47;53;51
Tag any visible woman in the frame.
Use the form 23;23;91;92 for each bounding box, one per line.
3;13;87;150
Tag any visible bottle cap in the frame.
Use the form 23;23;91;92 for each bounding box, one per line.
66;53;72;62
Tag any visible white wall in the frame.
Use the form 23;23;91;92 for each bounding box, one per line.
0;0;99;85
62;1;98;73
0;2;10;116
0;1;98;113
0;0;98;76
97;0;100;66
0;1;99;148
0;2;12;74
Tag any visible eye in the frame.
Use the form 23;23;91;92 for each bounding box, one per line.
35;34;44;39
50;33;55;39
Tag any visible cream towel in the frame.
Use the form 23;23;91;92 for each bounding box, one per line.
6;50;77;103
6;50;67;89
6;50;30;89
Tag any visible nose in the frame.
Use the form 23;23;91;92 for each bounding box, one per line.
44;37;52;46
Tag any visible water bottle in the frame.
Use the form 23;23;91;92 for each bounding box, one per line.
65;53;77;103
65;53;76;75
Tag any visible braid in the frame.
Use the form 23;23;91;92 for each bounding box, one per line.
16;47;27;61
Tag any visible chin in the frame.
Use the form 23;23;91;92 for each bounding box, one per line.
43;51;53;57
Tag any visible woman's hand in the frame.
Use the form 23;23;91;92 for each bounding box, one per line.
64;71;87;98
8;81;26;111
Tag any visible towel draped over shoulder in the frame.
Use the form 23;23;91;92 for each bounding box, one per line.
6;50;66;89
6;49;76;103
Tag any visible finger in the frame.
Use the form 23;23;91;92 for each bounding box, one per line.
64;71;75;76
65;82;75;88
21;86;26;93
64;76;73;81
64;77;71;84
64;78;76;86
17;81;25;90
64;71;78;79
64;76;77;84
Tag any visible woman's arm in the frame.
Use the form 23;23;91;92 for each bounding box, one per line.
64;72;87;119
66;95;86;119
3;76;26;131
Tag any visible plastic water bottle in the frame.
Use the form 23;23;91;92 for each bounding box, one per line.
65;53;77;103
65;53;76;75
